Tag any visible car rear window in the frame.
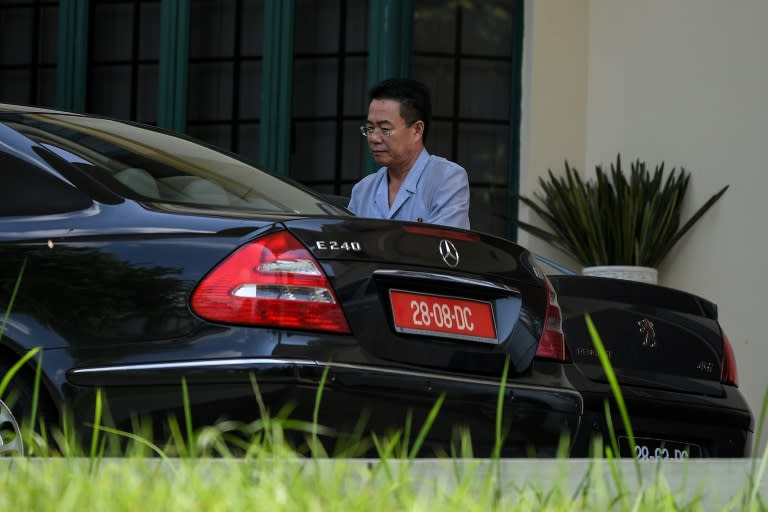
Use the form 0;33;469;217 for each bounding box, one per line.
4;113;348;216
0;151;93;216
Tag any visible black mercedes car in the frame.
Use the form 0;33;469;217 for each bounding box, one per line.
0;104;753;458
0;104;579;457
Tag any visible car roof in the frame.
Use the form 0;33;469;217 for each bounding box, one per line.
0;103;82;116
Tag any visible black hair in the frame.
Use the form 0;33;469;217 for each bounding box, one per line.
369;78;432;143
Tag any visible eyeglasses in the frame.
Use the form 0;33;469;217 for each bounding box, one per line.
359;125;394;138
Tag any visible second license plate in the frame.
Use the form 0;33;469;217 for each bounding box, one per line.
389;289;497;343
619;436;702;460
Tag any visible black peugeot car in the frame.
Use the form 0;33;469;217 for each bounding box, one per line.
0;104;580;457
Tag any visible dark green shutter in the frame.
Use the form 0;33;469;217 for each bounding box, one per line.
365;0;413;174
259;0;295;176
367;0;413;87
158;0;190;132
56;0;89;111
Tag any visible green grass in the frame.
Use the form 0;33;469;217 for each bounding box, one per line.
0;341;764;511
0;448;765;511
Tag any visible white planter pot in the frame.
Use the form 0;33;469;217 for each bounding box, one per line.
581;265;658;285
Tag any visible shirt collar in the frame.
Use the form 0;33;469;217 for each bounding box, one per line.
371;149;431;219
401;148;430;193
382;148;430;218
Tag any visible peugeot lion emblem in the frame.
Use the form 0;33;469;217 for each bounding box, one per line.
439;239;460;267
638;318;657;348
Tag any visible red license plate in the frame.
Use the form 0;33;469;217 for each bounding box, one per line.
389;290;497;343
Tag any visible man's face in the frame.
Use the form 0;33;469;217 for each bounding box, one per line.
365;99;423;170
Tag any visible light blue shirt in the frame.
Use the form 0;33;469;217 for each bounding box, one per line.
347;149;470;229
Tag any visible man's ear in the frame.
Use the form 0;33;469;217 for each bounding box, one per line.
412;120;425;141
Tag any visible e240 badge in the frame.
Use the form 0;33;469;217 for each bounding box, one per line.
315;241;362;251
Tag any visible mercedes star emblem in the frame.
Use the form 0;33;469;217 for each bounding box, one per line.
439;239;460;267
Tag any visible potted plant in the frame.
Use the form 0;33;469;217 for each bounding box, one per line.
513;154;728;283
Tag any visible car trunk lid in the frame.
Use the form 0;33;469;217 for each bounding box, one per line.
550;275;726;396
283;218;555;377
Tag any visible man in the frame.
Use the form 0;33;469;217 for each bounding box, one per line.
347;78;470;229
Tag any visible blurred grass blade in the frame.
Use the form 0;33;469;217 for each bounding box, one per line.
0;347;41;399
585;314;642;484
0;258;27;343
89;387;104;462
408;394;445;460
181;377;195;457
310;365;330;457
748;386;768;507
95;424;169;460
492;356;511;459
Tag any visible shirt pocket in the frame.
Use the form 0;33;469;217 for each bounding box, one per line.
398;194;431;223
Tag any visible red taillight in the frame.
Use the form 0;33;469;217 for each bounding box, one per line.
190;230;351;333
720;331;738;386
535;276;569;362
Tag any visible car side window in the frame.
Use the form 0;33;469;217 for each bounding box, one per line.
0;151;93;216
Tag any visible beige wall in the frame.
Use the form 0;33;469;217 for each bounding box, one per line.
523;0;767;445
519;0;588;263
